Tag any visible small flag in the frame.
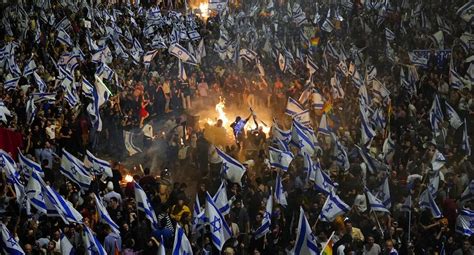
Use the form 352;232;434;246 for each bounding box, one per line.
366;188;390;213
18;150;44;177
385;27;395;41
275;172;287;206
254;192;272;239
172;223;194;255
455;208;474;236
57;29;73;47
318;113;331;135
319;191;350;222
123;130;143;156
0;100;12;123
94;194;120;234
333;134;350;171
134;181;159;229
444;102;463;129
169;44;197;65
419;189;443;218
83;226;107;255
22;59;37;76
292;207;319;255
84;150;113;178
268;146;294;171
60;149;92;191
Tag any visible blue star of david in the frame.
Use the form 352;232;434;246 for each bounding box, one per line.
263;211;271;220
177;50;183;56
322;181;329;188
7;236;17;247
70;166;77;175
325;203;333;213
379;192;385;198
210;216;221;232
0;157;5;168
221;163;229;174
98;166;105;172
469;220;474;228
277;154;283;163
298;140;304;148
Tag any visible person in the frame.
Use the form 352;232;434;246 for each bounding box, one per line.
384;239;398;255
139;95;150;128
363;235;381;255
453;239;473;255
344;218;365;243
103;182;123;207
230;114;252;149
169;197;191;222
104;225;122;255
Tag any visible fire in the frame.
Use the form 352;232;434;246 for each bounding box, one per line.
124;174;134;183
198;2;210;20
215;97;228;126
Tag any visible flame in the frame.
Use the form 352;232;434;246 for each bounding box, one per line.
124;174;134;183
215;97;228;126
198;3;210;20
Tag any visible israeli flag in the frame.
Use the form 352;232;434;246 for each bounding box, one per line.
278;52;289;72
312;90;324;110
450;68;464;90
205;192;232;251
445;102;462;129
430;95;444;133
352;69;364;88
83;226;107;255
382;135;395;163
428;171;440;195
333;134;350;171
460;180;474;204
367;186;390;213
60;149;92;190
57;29;73;47
18;150;44;177
0;100;12;123
419;189;443;218
215;147;246;186
1;223;25;255
356;145;389;173
123;130;143;156
84;150;113;178
462;119;471;156
321;18;335;33
318;113;331;135
178;59;187;81
360;108;376;146
385;27;395;41
271;122;291;144
143;49;158;68
306;57;318;75
319;191;350;222
96;62;114;81
23;59;37;76
60;233;74;255
44;186;83;223
94;194;120;234
169;44;197;65
135;182;159;229
213;181;231;215
285;97;305;116
268;146;294;171
25;170;47;214
33;71;47;92
172;224;194;255
254;192;272;239
408;52;428;66
400;195;412;213
3;76;20;91
192;193;205;232
431;149;446;171
457;1;474;23
456;209;474;236
275;172;287;207
291;120;316;156
292;207;319;255
130;38;144;63
375;177;392;210
314;161;336;195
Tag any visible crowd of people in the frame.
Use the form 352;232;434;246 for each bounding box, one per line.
0;0;473;254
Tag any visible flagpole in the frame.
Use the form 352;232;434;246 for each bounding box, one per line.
407;209;411;244
319;231;335;255
371;209;384;239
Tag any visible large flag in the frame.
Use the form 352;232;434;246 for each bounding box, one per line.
365;188;390;213
294;109;311;126
313;161;336;195
60;149;92;191
455;208;474;236
213;181;231;215
3;76;19;91
291;207;319;255
419;189;443;218
444;102;462;129
134;182;159;229
319;191;350;222
268;146;294;171
84;150;113;178
169;44;197;65
172;224;194;255
94;194;120;234
83;226;107;255
1;223;25;255
18;150;44;177
291;120;316;156
43;185;83;223
205;192;232;251
275;172;287;206
462;119;471;156
254;192;272;239
215;147;246;186
285;97;305;116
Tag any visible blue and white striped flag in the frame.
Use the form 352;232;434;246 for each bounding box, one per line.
25;170;47;214
445;102;462;129
366;186;391;213
239;48;257;62
292;207;319;255
205;192;232;251
285;97;305;116
83;226;107;255
60;149;92;191
291;120;316;156
216;147;246;186
43;185;83;223
3;76;20;91
457;1;474;23
33;71;47;92
22;59;37;76
254;192;272;239
57;29;73;47
333;134;350;171
172;224;194;255
360;108;376;146
278;52;289;73
408;52;428;67
313;161;335;195
376;178;391;209
455;209;474;236
143;49;158;68
400;195;412;213
0;100;12;123
318;113;331;135
94;194;120;234
319;191;350;222
213;181;231;215
169;44;197;65
356;145;387;174
382;135;395;163
60;233;74;255
134;181;159;229
419;189;443;218
450;68;464;90
84;150;113;178
192;193;205;232
1;223;25;255
271;122;291;144
385;27;395;41
275;172;287;207
81;77;94;99
18;151;44;177
431;149;446;171
269;146;294;171
462;119;471;156
178;59;187;81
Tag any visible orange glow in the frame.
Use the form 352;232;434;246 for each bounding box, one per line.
124;174;134;183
